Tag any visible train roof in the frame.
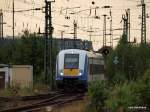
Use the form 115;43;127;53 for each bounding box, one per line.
86;51;103;59
58;49;103;59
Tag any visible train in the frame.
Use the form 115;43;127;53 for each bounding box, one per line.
55;49;105;90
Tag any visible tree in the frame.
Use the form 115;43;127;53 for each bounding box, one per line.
88;81;108;111
106;34;150;82
134;69;150;106
0;31;59;84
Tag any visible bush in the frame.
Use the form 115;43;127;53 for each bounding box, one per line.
106;35;150;82
134;69;150;106
88;81;108;111
106;82;139;112
111;72;127;84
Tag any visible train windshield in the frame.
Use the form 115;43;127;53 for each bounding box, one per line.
64;54;79;68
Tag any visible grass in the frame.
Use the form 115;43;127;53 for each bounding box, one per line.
0;84;51;97
0;88;12;97
0;87;33;97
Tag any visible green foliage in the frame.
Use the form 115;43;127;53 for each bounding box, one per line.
88;35;150;111
133;69;150;105
88;81;108;111
0;31;59;84
111;72;128;84
107;35;150;82
106;82;139;112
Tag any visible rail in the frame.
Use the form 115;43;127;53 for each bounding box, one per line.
0;92;85;112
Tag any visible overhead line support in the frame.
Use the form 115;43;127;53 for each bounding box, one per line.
103;15;107;47
141;0;146;44
13;0;15;40
0;9;4;39
44;0;54;88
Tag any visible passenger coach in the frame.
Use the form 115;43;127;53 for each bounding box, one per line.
55;49;105;89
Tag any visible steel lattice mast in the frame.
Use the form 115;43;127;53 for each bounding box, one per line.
44;0;55;87
141;0;146;44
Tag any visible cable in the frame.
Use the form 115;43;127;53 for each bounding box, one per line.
2;0;150;40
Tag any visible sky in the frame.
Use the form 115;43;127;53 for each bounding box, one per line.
0;0;150;50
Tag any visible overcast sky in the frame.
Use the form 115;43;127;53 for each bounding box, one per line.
0;0;150;50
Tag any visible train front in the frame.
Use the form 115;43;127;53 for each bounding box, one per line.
56;49;88;90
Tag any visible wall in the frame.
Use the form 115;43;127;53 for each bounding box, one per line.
10;65;33;88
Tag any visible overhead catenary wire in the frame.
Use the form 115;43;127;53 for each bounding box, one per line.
1;0;150;49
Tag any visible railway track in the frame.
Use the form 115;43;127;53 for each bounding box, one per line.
0;92;85;112
0;91;62;101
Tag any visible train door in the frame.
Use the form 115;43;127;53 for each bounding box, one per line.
89;57;93;81
0;72;5;90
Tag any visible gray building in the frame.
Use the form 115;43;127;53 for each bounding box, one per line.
53;38;93;51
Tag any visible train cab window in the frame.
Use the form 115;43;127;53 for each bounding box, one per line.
64;54;79;68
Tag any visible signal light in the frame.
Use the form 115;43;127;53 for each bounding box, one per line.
102;49;109;55
92;1;95;5
97;46;112;56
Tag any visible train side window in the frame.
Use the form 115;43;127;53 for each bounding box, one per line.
90;64;104;75
89;58;105;75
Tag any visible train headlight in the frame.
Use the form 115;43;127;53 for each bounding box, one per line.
79;70;83;76
59;70;63;76
79;72;82;76
60;72;63;76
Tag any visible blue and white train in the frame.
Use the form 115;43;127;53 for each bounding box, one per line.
55;49;105;89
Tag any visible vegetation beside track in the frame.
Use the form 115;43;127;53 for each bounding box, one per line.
0;30;58;85
88;72;150;112
1;31;150;112
88;34;150;112
0;30;58;99
0;83;51;97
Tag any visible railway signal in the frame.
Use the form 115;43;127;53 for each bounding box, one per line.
102;49;109;55
98;46;112;56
